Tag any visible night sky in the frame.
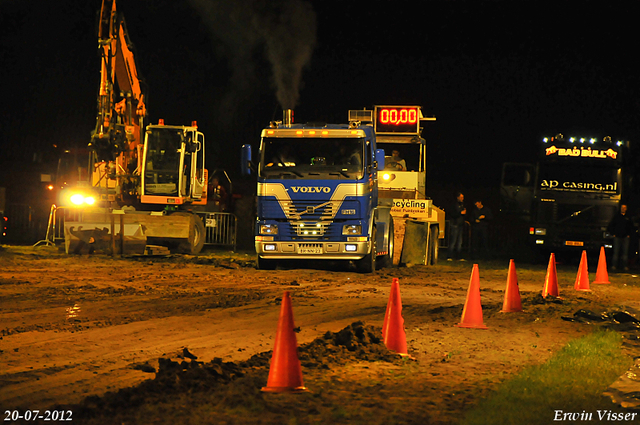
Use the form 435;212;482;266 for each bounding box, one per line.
1;0;638;206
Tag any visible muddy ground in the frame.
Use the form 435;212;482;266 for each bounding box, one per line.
2;245;640;424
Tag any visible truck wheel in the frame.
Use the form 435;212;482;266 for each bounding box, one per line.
428;224;439;265
173;212;205;254
377;219;394;269
356;226;377;273
257;256;277;270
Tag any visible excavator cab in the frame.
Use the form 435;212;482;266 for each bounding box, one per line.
141;123;206;204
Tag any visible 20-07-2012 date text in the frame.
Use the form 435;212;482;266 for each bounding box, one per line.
4;410;72;422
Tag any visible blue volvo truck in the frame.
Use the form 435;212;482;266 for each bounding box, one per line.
241;107;443;272
241;109;392;272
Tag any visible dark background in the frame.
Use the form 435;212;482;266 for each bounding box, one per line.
1;0;638;213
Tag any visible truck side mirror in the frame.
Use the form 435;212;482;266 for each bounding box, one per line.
375;149;385;171
241;144;252;176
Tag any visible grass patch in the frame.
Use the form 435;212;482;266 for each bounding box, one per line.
461;330;632;425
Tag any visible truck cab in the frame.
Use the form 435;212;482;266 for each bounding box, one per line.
242;111;389;272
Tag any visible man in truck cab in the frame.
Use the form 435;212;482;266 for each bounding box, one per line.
385;149;406;171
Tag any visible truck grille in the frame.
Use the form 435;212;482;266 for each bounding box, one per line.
537;203;615;227
291;221;331;236
282;201;339;220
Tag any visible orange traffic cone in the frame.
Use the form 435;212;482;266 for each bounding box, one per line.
382;278;408;356
542;253;559;298
501;259;523;312
593;246;611;284
574;250;591;292
261;291;307;393
457;264;488;329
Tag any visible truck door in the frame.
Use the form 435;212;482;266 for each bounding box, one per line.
190;132;206;199
500;162;535;217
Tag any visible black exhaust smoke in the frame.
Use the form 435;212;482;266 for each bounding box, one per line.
187;0;316;113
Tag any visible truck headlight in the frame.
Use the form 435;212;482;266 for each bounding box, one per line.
260;224;278;235
343;225;362;235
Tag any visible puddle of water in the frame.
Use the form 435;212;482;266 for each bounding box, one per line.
66;303;81;320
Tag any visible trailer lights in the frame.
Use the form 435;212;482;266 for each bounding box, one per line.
260;224;278;235
529;227;546;235
343;225;362;235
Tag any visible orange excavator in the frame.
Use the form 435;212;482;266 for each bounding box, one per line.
60;0;208;254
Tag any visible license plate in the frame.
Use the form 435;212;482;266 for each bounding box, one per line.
299;247;322;254
565;241;584;246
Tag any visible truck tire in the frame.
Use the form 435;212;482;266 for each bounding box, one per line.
356;226;377;273
427;224;439;265
173;212;205;255
377;219;394;269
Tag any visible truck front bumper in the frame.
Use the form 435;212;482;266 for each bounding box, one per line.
255;240;371;260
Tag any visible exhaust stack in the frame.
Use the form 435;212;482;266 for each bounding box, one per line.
283;109;294;127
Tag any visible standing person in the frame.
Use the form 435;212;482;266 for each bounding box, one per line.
471;199;493;260
608;204;634;271
209;176;228;212
447;192;467;261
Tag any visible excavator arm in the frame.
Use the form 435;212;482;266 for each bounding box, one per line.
90;0;146;176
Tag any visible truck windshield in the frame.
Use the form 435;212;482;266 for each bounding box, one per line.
259;137;364;179
143;129;184;196
539;163;621;196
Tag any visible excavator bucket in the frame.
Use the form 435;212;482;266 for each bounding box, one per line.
63;210;200;255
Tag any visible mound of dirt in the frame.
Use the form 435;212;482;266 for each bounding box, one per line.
60;322;401;421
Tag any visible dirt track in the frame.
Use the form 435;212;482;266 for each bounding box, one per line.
1;245;639;424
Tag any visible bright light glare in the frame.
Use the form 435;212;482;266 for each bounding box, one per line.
70;194;85;205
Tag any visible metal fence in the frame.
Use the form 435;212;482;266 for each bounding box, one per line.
200;212;237;251
33;205;81;247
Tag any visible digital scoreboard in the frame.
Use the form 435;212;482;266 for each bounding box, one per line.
374;106;421;135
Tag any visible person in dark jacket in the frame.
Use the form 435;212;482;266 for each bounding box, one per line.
608;204;635;271
471;200;493;260
447;192;467;261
